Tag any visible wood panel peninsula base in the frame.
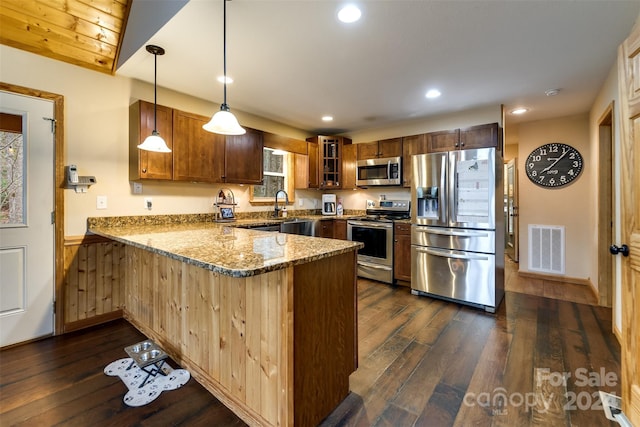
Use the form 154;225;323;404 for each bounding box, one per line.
89;221;360;427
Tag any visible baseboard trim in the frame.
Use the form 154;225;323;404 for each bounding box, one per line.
64;310;123;333
518;270;591;287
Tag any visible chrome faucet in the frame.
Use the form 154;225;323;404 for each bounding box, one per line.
274;189;289;217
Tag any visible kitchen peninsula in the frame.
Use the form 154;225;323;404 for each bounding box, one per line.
88;217;362;427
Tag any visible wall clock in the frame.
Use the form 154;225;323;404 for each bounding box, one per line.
525;143;583;188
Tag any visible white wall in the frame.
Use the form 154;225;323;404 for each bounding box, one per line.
517;114;592;280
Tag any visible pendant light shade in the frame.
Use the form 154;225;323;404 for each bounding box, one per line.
203;0;245;136
138;44;172;153
202;104;245;135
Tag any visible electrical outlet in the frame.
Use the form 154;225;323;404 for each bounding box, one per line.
298;198;303;207
144;197;152;210
96;195;107;209
133;182;143;194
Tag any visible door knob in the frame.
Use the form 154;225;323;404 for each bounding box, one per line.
609;244;630;257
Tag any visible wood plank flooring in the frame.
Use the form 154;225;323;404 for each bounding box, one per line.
1;278;619;426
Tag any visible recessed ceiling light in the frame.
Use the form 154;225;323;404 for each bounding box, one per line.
322;115;334;122
217;75;233;84
425;89;441;99
545;88;561;96
510;107;529;115
338;5;361;23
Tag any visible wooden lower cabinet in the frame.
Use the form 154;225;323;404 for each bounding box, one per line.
124;245;357;427
394;223;411;284
318;219;335;238
334;219;347;240
63;236;126;332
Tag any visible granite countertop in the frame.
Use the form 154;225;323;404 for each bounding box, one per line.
89;220;363;278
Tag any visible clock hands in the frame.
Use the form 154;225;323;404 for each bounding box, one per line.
541;147;568;173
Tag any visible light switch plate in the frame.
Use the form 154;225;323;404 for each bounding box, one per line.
96;195;107;209
133;182;143;194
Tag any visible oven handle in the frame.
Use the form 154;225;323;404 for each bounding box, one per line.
348;221;393;229
414;246;489;261
357;260;392;270
414;227;489;238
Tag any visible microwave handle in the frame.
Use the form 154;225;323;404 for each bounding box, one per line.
387;160;391;180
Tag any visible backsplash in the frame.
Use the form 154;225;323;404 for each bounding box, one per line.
87;209;365;228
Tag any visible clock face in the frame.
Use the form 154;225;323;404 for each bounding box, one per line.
525;143;583;188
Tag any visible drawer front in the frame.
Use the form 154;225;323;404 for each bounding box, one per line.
411;225;494;253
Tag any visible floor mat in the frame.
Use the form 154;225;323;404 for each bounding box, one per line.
104;358;190;407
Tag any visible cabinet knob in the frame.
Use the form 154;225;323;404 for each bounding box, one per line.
142;168;147;173
460;142;465;147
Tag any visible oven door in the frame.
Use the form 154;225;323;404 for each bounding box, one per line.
347;220;393;283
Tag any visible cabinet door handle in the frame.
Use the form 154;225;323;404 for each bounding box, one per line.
142;168;147;173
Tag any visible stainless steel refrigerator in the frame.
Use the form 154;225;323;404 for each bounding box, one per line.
410;147;504;312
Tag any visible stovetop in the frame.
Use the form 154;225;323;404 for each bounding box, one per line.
351;199;411;222
351;213;410;222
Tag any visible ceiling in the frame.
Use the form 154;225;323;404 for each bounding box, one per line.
0;0;129;74
3;1;639;135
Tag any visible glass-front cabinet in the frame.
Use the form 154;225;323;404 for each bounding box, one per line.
306;135;352;189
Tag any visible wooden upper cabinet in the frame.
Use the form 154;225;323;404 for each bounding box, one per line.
129;100;173;180
307;136;352;189
224;127;264;184
172;109;225;182
402;133;428;187
459;122;500;150
426;123;499;152
356;141;379;160
294;141;318;189
426;128;460;152
342;143;357;190
379;137;402;157
357;137;402;160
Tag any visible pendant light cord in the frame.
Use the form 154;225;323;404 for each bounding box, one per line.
222;0;228;108
153;51;158;133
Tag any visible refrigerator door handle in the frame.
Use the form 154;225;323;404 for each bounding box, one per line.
415;246;490;261
415;228;490;238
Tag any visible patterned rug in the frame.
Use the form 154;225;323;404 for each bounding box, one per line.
104;358;190;407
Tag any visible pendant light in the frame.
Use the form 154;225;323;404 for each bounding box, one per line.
202;0;246;135
137;44;172;153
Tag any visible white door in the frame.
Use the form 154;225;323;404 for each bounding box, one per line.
0;91;55;347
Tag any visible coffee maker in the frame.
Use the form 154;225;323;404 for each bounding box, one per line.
322;194;336;215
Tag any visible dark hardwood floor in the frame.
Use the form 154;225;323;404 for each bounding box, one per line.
1;279;619;427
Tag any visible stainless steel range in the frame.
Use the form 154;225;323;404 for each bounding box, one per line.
347;199;410;284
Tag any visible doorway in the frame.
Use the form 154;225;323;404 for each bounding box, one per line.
505;158;519;262
597;103;613;308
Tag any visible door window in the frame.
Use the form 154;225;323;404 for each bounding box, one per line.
0;112;26;226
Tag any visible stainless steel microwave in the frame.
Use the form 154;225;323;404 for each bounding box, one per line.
356;156;402;186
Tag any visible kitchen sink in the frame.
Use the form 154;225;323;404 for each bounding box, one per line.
279;218;317;236
235;218;318;236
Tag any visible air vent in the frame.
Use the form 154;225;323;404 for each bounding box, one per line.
528;224;565;274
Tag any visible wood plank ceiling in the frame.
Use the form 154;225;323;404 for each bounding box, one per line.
0;0;131;74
